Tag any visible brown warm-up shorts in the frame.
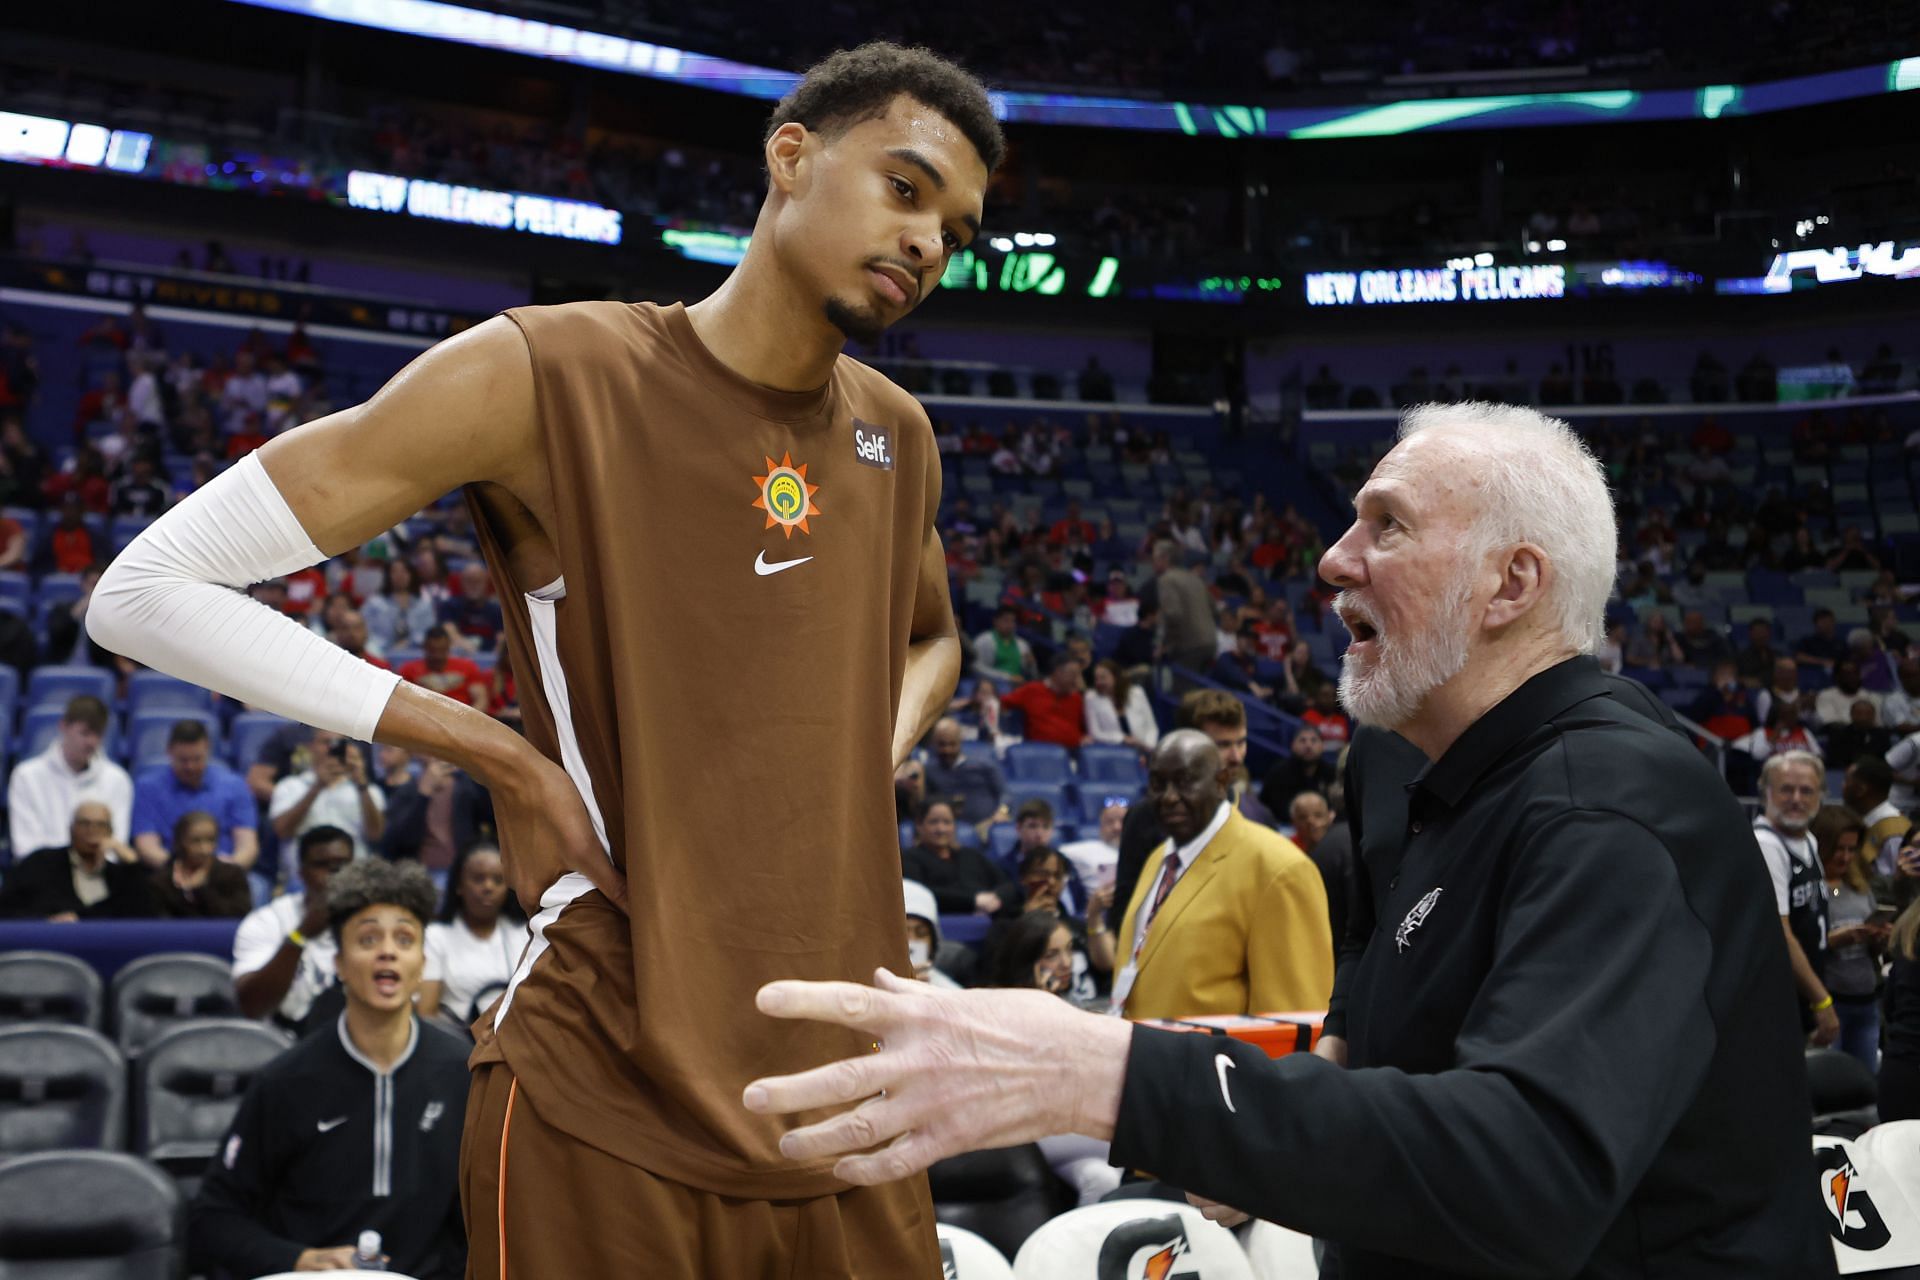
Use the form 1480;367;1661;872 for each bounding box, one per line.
461;1062;943;1279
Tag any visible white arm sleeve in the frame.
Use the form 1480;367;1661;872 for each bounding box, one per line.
87;452;403;742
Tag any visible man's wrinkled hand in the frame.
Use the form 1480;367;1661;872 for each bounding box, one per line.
743;969;1131;1185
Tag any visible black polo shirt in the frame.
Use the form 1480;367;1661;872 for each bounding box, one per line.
1110;657;1833;1278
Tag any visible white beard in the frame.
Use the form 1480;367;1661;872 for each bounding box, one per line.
1335;569;1476;729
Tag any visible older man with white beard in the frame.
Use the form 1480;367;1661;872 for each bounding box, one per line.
741;404;1834;1280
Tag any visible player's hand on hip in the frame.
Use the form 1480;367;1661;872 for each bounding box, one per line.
492;748;626;914
743;968;1132;1185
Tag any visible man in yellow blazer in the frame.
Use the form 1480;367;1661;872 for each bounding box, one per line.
1113;729;1333;1020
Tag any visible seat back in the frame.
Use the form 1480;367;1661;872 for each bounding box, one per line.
1011;1200;1256;1280
1808;1047;1880;1136
109;954;243;1056
25;665;114;711
930;1144;1077;1262
0;1150;184;1279
134;1019;290;1173
228;711;297;770
0;951;104;1029
0;1025;127;1153
1006;743;1073;783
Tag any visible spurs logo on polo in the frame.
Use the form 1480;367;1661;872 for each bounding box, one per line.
1396;887;1443;952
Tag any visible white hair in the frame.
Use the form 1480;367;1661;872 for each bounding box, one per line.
1397;402;1617;654
1759;749;1825;792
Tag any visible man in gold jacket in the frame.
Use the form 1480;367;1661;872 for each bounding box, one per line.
1113;729;1333;1020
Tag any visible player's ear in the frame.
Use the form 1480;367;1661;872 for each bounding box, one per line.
765;123;808;196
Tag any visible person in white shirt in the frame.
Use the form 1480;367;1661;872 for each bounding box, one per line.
1060;799;1127;893
268;728;387;871
1890;730;1920;816
1083;659;1159;753
418;845;528;1028
1815;660;1882;728
1885;658;1920;737
231;826;354;1028
1843;755;1914;879
8;695;133;857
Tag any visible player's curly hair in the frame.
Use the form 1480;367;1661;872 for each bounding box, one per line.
327;858;438;943
766;42;1005;173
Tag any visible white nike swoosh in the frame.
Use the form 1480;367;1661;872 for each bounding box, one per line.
316;1116;348;1133
1214;1053;1237;1113
754;551;814;577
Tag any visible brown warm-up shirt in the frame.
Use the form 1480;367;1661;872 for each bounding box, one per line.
467;300;940;1198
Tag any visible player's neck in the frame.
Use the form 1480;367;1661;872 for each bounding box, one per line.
687;254;845;393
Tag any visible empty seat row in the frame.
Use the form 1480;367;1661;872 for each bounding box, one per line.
0;1019;290;1173
0;951;240;1056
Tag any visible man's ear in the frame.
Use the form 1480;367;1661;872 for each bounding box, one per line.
765;122;810;196
1484;543;1551;632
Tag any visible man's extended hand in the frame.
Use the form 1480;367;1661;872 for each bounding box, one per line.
490;749;626;915
743;968;1132;1185
1185;1192;1251;1228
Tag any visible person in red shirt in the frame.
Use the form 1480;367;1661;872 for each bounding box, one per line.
43;449;112;514
398;625;489;713
1047;500;1098;547
1301;682;1352;746
280;565;329;617
49;494;96;574
1254;598;1296;662
1001;654;1086;749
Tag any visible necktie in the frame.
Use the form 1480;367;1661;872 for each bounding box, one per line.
1144;850;1183;935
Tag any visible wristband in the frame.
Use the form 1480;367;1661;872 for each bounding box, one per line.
287;929;309;949
1811;994;1834;1012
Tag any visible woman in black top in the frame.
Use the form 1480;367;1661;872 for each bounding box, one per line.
151;810;253;918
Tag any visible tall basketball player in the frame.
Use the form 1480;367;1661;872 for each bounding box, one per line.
88;43;1002;1277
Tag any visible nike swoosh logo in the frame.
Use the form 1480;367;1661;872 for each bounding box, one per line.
1214;1053;1237;1113
316;1116;348;1133
754;551;814;577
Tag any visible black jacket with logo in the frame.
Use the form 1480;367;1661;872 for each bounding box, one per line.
1110;658;1835;1278
190;1014;469;1279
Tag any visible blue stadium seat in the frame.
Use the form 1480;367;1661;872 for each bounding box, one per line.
1005;780;1069;815
125;673;214;717
959;739;999;766
26;666;114;711
0;573;27;616
953;821;982;849
227;713;295;771
1668;666;1710;688
988;823;1019;861
898;820;914;849
0;666;18;723
1079;744;1146;788
35;575;84;609
125;710;220;770
1005;743;1073;783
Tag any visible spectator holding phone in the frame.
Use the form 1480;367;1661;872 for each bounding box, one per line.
267;727;386;868
1814;805;1885;1071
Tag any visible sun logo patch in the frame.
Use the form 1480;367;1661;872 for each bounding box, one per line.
751;451;822;539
